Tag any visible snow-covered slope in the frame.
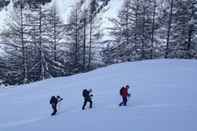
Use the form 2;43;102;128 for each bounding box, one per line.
0;59;197;131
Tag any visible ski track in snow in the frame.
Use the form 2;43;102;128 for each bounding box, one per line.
0;117;47;128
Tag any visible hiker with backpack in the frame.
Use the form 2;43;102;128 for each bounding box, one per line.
82;89;93;110
49;95;63;116
119;85;130;106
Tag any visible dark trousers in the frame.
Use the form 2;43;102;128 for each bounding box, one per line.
82;98;92;110
119;96;127;106
51;104;57;115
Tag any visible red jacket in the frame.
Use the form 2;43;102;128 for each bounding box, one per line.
122;88;128;97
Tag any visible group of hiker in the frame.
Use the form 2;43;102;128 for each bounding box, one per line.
49;85;130;116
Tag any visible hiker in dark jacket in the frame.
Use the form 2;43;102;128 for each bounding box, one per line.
119;85;130;106
50;95;63;116
82;89;93;110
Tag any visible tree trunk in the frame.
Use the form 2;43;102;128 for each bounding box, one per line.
83;15;87;72
165;0;174;58
75;7;79;68
88;14;93;70
151;0;156;59
39;4;45;80
20;1;28;83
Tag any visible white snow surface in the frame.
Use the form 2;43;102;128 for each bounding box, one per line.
0;59;197;131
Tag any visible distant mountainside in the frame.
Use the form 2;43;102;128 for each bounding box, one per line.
0;0;52;10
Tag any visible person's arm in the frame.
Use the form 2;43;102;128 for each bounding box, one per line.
128;89;131;97
57;97;63;102
128;93;131;97
88;90;93;97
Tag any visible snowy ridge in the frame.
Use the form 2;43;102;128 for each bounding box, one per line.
101;0;124;40
0;0;14;32
0;0;123;35
0;0;74;31
0;59;197;131
54;0;77;23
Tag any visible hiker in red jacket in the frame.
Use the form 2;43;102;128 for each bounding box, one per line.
119;85;130;106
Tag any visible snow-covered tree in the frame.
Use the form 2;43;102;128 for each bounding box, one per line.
105;0;160;63
0;1;29;84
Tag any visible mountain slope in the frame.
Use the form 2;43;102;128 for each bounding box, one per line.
0;59;197;131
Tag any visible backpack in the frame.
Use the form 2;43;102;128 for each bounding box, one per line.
120;87;124;95
50;96;57;104
82;89;89;98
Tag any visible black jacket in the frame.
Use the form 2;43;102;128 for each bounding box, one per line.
82;89;91;99
50;96;58;105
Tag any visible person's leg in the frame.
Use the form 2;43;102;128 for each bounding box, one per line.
123;97;127;106
51;104;57;115
82;100;87;110
54;105;57;114
51;105;54;115
89;99;93;108
119;96;124;106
